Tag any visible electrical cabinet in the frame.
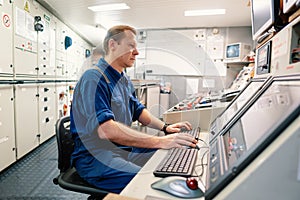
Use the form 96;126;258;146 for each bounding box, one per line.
146;85;160;118
38;83;56;143
13;3;40;78
0;85;16;171
14;84;39;159
37;7;55;78
0;1;13;77
55;82;68;118
159;93;170;118
55;21;68;78
0;0;92;173
133;80;161;118
163;104;226;131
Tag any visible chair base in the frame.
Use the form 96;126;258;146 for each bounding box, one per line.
54;167;108;198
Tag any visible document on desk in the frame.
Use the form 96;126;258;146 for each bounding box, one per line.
144;195;170;200
103;193;140;200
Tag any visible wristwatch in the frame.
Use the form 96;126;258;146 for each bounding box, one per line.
161;123;170;135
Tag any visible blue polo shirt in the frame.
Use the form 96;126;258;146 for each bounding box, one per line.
70;58;145;169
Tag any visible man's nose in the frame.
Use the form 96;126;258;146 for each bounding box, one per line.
131;48;139;55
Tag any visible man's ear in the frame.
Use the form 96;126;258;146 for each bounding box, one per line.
108;39;117;51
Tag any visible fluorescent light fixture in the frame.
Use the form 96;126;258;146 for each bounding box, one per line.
88;3;130;12
184;9;226;16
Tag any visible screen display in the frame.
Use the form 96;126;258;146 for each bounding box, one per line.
226;44;240;58
223;79;300;168
217;81;265;131
251;0;273;40
256;41;271;74
210;80;265;137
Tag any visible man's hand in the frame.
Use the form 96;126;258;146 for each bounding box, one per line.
166;121;192;133
159;133;197;149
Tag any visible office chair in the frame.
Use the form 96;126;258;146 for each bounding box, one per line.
53;116;109;200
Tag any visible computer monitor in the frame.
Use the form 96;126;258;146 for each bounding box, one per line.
225;43;251;62
283;0;299;14
209;77;271;140
250;0;282;41
206;74;300;199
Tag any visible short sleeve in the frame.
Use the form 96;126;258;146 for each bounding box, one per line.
71;69;115;135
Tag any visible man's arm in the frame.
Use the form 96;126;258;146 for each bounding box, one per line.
138;109;192;133
137;109;165;130
97;119;197;149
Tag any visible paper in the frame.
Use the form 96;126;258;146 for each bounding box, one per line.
204;59;226;76
206;35;224;59
186;78;199;95
15;7;26;36
203;78;215;88
15;7;37;41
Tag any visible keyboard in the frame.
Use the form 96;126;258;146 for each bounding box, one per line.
181;127;201;140
153;147;198;177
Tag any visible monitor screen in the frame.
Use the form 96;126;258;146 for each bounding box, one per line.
206;75;300;199
226;44;240;58
210;78;268;138
225;43;251;61
223;78;300;167
250;0;278;40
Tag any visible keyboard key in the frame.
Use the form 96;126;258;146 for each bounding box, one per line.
153;148;198;177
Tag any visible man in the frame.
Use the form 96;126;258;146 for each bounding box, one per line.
70;25;197;193
77;44;105;80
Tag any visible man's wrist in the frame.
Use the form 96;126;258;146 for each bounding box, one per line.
161;123;170;135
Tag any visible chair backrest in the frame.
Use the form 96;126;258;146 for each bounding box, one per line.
55;116;73;172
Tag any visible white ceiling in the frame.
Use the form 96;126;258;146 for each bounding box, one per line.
37;0;252;46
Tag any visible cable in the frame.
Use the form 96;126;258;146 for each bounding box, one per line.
197;138;208;147
194;149;209;176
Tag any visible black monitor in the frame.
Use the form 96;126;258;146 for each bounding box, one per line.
206;74;300;199
250;0;282;41
209;76;271;141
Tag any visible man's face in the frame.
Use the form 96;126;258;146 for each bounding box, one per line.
112;30;139;68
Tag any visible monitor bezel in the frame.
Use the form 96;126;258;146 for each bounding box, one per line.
209;76;272;142
256;40;272;75
225;43;241;60
222;74;300;132
205;73;300;199
250;0;276;41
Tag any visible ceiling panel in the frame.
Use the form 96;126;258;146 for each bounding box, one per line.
37;0;252;46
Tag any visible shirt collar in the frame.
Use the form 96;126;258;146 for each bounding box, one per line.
97;58;125;83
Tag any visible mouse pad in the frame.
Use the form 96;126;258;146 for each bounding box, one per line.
151;177;204;198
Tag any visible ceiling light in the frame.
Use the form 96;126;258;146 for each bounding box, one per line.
88;3;130;12
184;9;226;16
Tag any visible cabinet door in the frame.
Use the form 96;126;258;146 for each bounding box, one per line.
0;1;13;76
146;86;160;118
55;83;68;118
38;83;56;143
0;85;16;171
13;5;38;77
15;84;39;159
37;7;56;78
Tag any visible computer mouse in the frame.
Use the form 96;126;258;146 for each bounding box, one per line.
151;176;204;198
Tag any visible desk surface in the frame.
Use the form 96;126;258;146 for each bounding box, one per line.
120;131;210;200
